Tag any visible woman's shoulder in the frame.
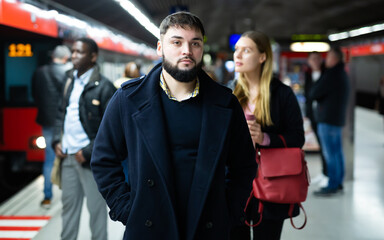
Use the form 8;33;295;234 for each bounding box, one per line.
271;78;293;95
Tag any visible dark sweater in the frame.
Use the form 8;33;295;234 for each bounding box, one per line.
160;89;203;238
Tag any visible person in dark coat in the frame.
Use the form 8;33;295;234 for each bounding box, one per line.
310;46;350;196
90;12;256;240
31;45;71;208
229;31;305;240
304;52;328;186
52;38;116;240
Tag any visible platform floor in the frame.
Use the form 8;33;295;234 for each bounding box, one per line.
0;107;383;240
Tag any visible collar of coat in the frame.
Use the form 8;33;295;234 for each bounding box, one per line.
124;62;232;108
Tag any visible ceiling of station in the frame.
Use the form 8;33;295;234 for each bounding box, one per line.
47;0;384;51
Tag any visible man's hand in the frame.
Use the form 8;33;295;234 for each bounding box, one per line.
75;150;86;164
54;143;67;158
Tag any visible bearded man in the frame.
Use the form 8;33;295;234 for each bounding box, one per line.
90;11;256;240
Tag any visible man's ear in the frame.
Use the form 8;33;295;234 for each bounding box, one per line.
91;52;98;64
156;40;162;57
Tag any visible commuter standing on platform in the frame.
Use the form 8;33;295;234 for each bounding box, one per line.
311;46;350;196
52;38;116;240
304;51;328;187
114;61;141;88
91;12;256;240
229;31;305;240
32;45;71;209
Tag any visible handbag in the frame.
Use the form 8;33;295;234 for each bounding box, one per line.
245;135;310;229
51;156;62;189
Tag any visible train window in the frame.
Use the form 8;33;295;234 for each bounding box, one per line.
3;41;59;106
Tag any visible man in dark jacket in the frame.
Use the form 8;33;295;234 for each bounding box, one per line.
52;38;116;240
310;47;350;196
91;12;256;240
31;45;71;208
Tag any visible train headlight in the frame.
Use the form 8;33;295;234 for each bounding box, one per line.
29;136;46;149
35;136;46;149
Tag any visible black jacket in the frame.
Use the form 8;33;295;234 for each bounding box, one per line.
52;65;116;167
256;78;305;220
230;78;305;220
90;63;257;240
309;62;350;126
32;62;70;126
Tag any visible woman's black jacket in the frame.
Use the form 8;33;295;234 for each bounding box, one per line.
230;78;305;220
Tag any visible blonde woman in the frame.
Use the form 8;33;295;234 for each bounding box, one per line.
229;31;305;240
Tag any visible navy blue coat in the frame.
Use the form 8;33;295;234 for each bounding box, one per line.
91;63;256;240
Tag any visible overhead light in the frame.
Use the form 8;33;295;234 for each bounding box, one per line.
114;0;159;39
349;26;372;37
328;32;349;41
290;42;330;52
372;23;384;32
329;22;384;41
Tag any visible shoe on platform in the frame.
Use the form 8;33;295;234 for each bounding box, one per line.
313;187;340;197
40;199;51;209
312;173;328;187
319;176;329;188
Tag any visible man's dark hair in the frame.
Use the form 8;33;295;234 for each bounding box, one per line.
330;46;343;62
308;51;321;57
76;37;99;54
159;11;205;37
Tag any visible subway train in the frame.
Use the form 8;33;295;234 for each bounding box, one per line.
0;0;157;197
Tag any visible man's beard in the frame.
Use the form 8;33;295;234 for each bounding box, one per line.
162;56;202;83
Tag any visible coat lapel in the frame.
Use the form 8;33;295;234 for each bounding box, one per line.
186;76;233;239
127;65;176;207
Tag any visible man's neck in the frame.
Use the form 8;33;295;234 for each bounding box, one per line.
162;69;197;101
76;65;94;78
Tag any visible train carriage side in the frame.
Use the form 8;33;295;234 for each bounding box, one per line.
0;1;157;200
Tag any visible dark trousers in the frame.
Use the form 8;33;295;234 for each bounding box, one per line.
230;219;284;240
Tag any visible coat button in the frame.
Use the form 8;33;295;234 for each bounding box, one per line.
206;221;213;229
145;220;153;227
146;179;155;187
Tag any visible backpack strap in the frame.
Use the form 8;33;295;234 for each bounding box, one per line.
289;203;307;229
278;134;288;148
244;190;263;227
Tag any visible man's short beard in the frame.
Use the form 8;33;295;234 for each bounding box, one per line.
163;57;202;83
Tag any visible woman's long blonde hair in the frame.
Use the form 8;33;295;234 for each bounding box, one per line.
233;31;273;127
